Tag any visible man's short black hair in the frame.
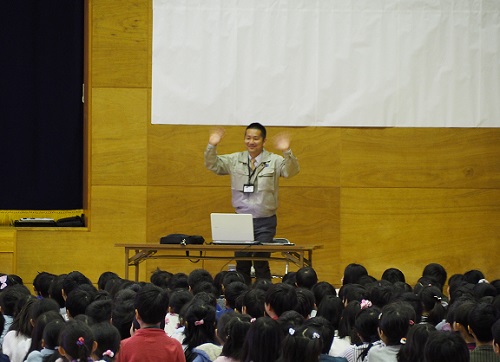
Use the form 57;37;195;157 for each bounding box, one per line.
246;123;267;139
134;283;169;325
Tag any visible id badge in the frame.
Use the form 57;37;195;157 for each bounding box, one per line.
243;184;254;193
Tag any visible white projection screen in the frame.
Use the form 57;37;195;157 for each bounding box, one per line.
152;0;500;127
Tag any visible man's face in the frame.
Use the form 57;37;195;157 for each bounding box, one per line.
244;128;265;157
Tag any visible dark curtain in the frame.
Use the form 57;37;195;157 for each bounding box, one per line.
0;1;84;209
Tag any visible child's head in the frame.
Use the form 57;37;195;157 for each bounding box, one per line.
277;310;305;336
463;269;485;284
169;288;193;314
97;271;120;291
28;310;64;353
338;300;361;340
492;319;500;356
66;288;95;319
33;271;56;298
134;283;169;326
62;271;93;298
11;294;37;337
58;320;96;362
354;305;381;343
111;288;136;340
397;323;436;362
150;268;173;290
188;269;213;290
303;316;335;355
49;274;68;308
43;318;66;350
279;323;323;362
220;313;252;360
417;285;446;326
367;281;395;308
91;322;121;362
265;283;298;318
85;299;112;323
182;299;217;350
241;317;283;362
311;281;337;307
316;295;343;330
424;330;469;362
467;302;497;343
0;284;31;316
339;283;367;305
422;263;447;291
381;268;406;284
295;267;318;289
224;281;248;310
294;287;315;318
242;288;266;318
378;301;416;346
342;263;368;285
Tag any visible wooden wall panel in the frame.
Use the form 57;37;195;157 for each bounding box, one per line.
341;128;500;188
91;0;150;87
92;88;148;185
341;187;500;286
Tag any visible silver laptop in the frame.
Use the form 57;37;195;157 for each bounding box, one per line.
211;213;257;245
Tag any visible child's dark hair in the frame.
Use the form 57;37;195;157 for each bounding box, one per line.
59;320;95;362
242;288;266;318
134;283;169;325
277;310;305;336
85;299;112;323
311;281;337;306
66;288;95;318
43;318;66;349
224;281;248;309
492;319;500;349
282;272;297;286
424;330;469;362
168;272;189;290
295;266;318;289
220;314;252;360
378;301;416;345
463;269;485;284
354;305;381;360
241;317;282;362
381;268;406;284
468;302;498;343
422;263;447;291
62;271;93;297
222;271;247;289
26;310;64;357
169;288;193;314
339;284;368;304
418;285;446;326
265;283;298;317
393;292;423;324
367;281;395;308
91;322;121;362
277;323;323;362
150;268;173;290
49;274;68;308
111;288;136;339
397;323;436;362
10;295;37;337
252;278;272;292
342;263;368;285
97;271;120;291
294;287;315;318
0;284;31;316
338;300;361;341
303;316;335;354
316;295;343;330
182;299;217;352
33;271;56;298
191;281;218;298
188;269;213;290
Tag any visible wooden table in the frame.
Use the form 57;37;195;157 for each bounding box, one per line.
115;243;324;281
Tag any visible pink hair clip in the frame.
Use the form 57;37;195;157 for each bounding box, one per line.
409;320;415;326
0;275;7;290
102;350;115;358
76;337;85;346
194;319;204;326
360;299;372;309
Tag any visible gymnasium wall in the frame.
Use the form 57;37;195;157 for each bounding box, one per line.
10;0;500;288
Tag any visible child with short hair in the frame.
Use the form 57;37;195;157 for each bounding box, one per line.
240;317;282;362
342;303;381;362
424;331;469;362
91;322;121;362
468;303;500;362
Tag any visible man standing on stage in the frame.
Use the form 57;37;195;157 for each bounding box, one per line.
204;122;300;284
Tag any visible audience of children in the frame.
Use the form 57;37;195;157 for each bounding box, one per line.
0;262;499;362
